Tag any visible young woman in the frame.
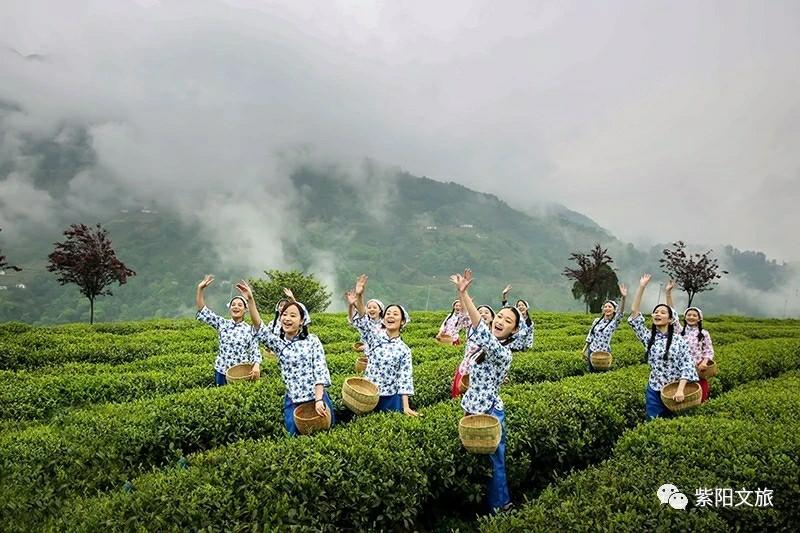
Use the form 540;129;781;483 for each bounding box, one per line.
236;281;334;436
435;299;471;345
453;269;517;513
267;288;296;335
628;274;699;420
583;284;627;372
501;285;534;351
666;280;715;402
195;275;261;386
346;274;418;416
349;296;385;356
451;304;495;398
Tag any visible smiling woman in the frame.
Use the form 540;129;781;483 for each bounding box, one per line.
194;274;262;386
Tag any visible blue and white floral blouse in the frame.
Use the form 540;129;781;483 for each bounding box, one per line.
585;305;624;353
196;306;261;374
509;320;534;351
254;324;331;404
461;321;513;414
353;314;414;396
628;314;699;391
351;316;383;357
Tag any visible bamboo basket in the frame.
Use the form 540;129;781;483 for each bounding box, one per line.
459;414;501;454
590;351;613;370
352;342;365;352
698;360;718;380
354;356;368;373
458;373;470;395
225;363;257;384
437;334;454;345
661;381;702;413
342;377;379;415
293;401;332;435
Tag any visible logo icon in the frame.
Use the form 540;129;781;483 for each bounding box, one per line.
657;483;688;510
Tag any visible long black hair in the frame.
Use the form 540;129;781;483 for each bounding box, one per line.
681;316;705;343
588;301;618;338
645;304;674;361
278;302;309;340
515;299;533;328
441;300;459;327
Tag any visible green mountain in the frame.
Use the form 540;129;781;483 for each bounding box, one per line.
0;165;795;323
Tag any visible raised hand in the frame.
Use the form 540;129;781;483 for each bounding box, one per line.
639;274;652;287
619;283;628;297
235;280;253;301
197;275;214;290
283;287;296;301
355;274;368;295
344;290;357;305
503;284;512;295
449;271;473;293
665;279;676;292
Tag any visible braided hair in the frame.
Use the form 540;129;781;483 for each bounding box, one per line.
645;304;674;362
278;302;309;340
515;299;533;327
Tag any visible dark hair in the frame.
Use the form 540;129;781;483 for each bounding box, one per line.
272;299;290;334
588;302;617;338
381;304;407;332
645;321;674;362
477;305;495;321
680;318;705;343
441;301;458;327
279;302;308;340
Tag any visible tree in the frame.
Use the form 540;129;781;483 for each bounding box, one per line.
0;228;21;272
660;241;727;307
563;244;620;313
248;269;332;314
47;223;136;324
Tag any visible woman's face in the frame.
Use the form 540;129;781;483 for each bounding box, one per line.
651;306;671;327
229;299;246;321
281;305;302;336
516;300;528;316
602;302;616;318
366;301;382;320
685;309;700;326
383;306;404;333
453;300;463;314
492;308;519;339
478;306;493;325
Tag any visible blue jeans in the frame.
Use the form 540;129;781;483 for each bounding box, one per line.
283;392;336;436
214;371;227;386
487;406;511;511
645;385;672;420
375;394;403;413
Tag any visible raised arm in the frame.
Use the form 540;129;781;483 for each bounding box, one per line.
617;283;628;316
283;287;296;303
196;275;214;310
665;279;675;310
451;269;480;327
501;284;511;307
353;274;368;317
236;280;262;328
629;274;651;318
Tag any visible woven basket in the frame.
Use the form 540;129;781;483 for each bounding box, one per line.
293;401;332;435
459;414;501;454
590;351;613;370
225;363;256;384
458;373;470;395
437;334;454;345
352;342;365;352
354;356;368;373
661;381;702;413
342;377;379;415
698;360;718;380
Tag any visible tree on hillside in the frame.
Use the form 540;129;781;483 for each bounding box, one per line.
249;269;332;314
47;223;136;324
563;244;621;313
660;241;727;307
0;228;22;272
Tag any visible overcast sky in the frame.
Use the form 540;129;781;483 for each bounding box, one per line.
2;0;799;263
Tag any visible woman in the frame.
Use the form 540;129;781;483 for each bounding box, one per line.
451;304;495;398
346;274;417;416
195;275;261;386
501;285;534;351
453;269;517;513
666;280;714;402
237;281;335;436
583;284;627;372
436;299;471;345
628;274;698;420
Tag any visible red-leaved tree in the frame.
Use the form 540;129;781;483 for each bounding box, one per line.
0;228;22;272
659;241;727;307
562;244;620;313
47;223;136;324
